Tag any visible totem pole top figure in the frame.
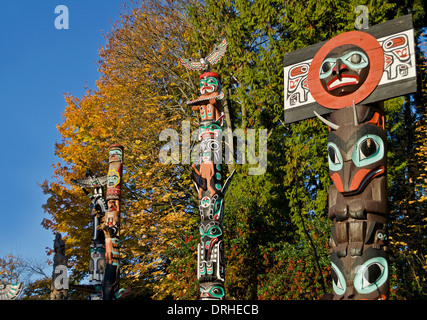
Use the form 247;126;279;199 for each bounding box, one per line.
181;38;227;73
71;169;108;190
181;39;227;114
283;14;417;123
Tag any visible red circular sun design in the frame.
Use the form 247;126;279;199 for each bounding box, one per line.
308;31;384;109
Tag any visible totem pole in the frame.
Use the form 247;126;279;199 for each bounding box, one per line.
50;233;68;300
102;144;124;300
283;15;416;299
71;169;108;299
181;39;235;300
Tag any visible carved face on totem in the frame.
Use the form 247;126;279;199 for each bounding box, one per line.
327;105;386;195
319;44;370;97
308;31;383;110
199;72;221;95
197;219;225;296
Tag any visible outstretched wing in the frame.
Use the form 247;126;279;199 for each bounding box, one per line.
71;178;94;188
180;58;207;71
206;38;227;66
71;175;108;188
97;175;108;187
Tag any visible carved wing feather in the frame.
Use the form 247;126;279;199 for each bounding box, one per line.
71;178;94;188
206;38;227;66
180;58;206;71
97;175;108;187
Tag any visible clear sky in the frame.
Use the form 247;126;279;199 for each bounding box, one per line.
0;1;125;265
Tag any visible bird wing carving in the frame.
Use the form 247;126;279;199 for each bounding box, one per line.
180;58;207;71
180;38;227;71
71;178;94;188
71;175;108;188
206;38;227;66
97;175;108;187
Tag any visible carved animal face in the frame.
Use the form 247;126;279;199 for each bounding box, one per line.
199;221;223;257
200;76;220;95
327;105;386;195
319;44;370;96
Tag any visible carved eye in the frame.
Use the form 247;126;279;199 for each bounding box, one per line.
354;257;388;294
322;61;333;73
342;50;369;69
327;143;343;171
209;286;225;298
352;134;384;167
328;146;339;164
351;53;361;63
359;138;379;160
319;58;337;79
208;226;222;238
346;53;366;65
331;262;346;296
363;263;383;285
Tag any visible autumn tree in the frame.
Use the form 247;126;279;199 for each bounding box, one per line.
41;0;201;299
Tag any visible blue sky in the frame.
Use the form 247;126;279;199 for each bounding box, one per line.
0;1;125;264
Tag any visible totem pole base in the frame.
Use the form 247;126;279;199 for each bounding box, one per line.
102;264;119;300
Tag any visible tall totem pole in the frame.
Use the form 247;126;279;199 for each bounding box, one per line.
181;39;235;300
102;144;124;300
283;15;417;299
71;170;108;299
72;144;124;300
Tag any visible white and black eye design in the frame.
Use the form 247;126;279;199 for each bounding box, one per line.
322;61;334;74
327;143;343;171
201;139;220;151
331;262;346;296
359;138;379;160
354;257;388;294
352;134;384;167
344;52;368;68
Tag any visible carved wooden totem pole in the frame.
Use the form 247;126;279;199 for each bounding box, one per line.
283;15;416;299
102;144;124;300
71;169;108;299
181;39;235;300
71;145;124;299
50;233;68;300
